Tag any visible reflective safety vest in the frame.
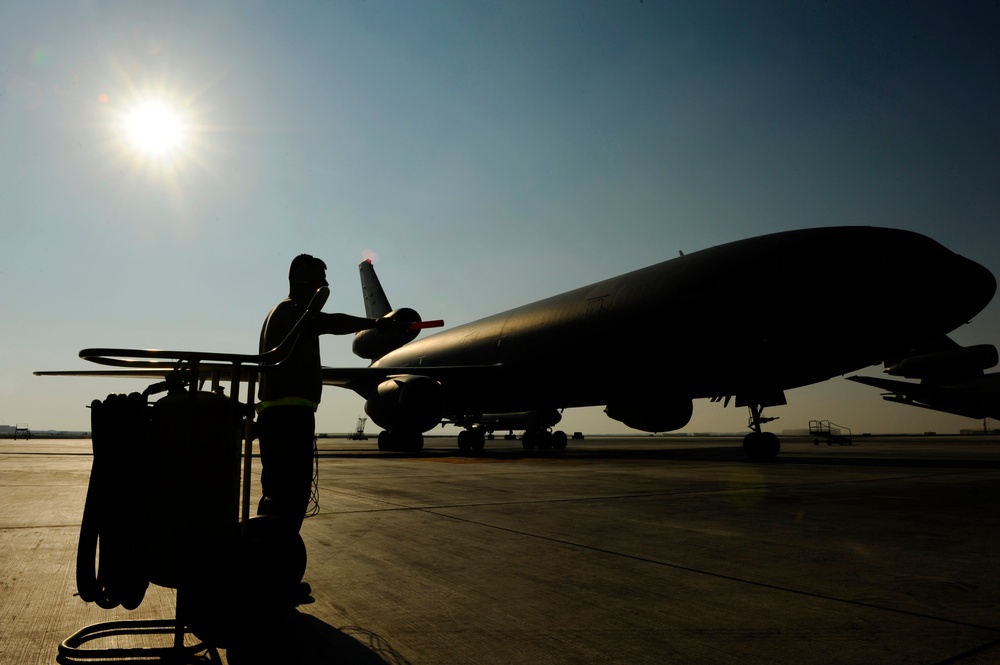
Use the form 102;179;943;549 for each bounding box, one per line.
255;396;319;413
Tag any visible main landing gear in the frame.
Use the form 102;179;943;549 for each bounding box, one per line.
377;430;424;452
457;429;486;452
743;403;780;462
455;428;569;452
521;429;568;451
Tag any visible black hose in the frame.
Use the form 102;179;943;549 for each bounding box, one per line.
77;393;150;610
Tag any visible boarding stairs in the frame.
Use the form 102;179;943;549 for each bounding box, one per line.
349;417;369;440
809;420;853;446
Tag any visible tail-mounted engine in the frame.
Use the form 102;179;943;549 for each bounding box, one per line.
353;308;422;361
364;374;444;434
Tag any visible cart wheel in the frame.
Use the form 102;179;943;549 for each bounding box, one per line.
185;516;306;648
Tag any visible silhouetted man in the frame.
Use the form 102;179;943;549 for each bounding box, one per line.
257;254;394;532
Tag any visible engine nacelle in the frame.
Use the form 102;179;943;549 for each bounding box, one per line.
352;308;421;361
886;344;998;381
364;374;444;434
604;397;693;433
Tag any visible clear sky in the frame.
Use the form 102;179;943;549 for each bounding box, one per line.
3;1;999;435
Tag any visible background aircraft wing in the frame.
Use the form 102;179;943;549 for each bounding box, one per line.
848;374;1000;420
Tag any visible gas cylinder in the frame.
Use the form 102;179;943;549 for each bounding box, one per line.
143;389;241;589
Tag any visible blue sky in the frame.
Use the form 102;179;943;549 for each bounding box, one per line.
2;1;999;435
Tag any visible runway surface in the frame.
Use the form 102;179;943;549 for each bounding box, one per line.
2;435;999;664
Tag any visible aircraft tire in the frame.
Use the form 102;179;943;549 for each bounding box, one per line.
378;430;392;451
378;431;423;452
743;432;780;461
552;430;568;451
402;432;424;452
457;431;472;452
521;432;536;450
536;431;552;450
472;432;486;451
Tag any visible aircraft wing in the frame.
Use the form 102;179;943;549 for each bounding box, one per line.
36;363;506;397
321;364;505;392
848;374;1000;420
35;369;182;379
35;365;263;383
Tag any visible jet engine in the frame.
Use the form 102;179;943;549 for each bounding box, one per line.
886;344;998;381
352;308;422;361
604;397;693;433
364;374;444;434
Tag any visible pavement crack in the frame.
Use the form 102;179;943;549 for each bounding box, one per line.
420;508;1000;634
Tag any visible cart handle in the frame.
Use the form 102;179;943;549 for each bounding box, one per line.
78;287;330;371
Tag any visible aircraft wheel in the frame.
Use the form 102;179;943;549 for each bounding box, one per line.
457;431;472;452
743;431;780;461
402;432;424;452
472;432;486;451
552;430;568;451
536;431;553;450
521;432;536;450
378;431;424;452
378;430;393;451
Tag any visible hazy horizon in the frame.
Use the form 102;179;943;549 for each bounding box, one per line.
3;2;999;437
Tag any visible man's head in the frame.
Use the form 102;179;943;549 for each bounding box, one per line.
288;254;329;300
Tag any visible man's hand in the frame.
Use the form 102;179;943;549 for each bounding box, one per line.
374;317;412;334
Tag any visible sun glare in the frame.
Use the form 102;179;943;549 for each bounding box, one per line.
122;100;187;158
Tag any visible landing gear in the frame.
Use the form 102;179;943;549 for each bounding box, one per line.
743;403;780;462
521;429;568;451
377;430;424;452
457;429;486;452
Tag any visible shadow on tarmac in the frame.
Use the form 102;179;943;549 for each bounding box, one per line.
317;444;1000;470
225;610;411;665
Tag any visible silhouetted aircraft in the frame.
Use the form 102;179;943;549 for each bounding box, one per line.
351;259;566;450
36;227;996;461
327;226;996;459
848;339;1000;421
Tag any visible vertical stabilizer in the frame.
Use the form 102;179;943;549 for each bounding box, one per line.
359;259;392;318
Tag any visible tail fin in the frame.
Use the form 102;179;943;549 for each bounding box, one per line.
359;259;392;318
354;259;421;361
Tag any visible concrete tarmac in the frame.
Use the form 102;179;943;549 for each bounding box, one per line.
2;435;999;664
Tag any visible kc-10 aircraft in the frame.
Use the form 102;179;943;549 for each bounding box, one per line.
326;226;996;459
37;226;996;461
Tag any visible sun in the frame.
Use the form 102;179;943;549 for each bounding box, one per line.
122;99;187;158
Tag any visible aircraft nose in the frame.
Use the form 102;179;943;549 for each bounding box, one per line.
956;254;997;315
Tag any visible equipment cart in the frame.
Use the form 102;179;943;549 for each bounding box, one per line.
50;287;330;663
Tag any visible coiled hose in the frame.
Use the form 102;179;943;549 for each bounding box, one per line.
76;392;150;610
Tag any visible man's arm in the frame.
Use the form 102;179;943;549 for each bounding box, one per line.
313;312;400;335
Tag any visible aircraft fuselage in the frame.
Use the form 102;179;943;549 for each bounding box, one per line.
370;227;995;419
